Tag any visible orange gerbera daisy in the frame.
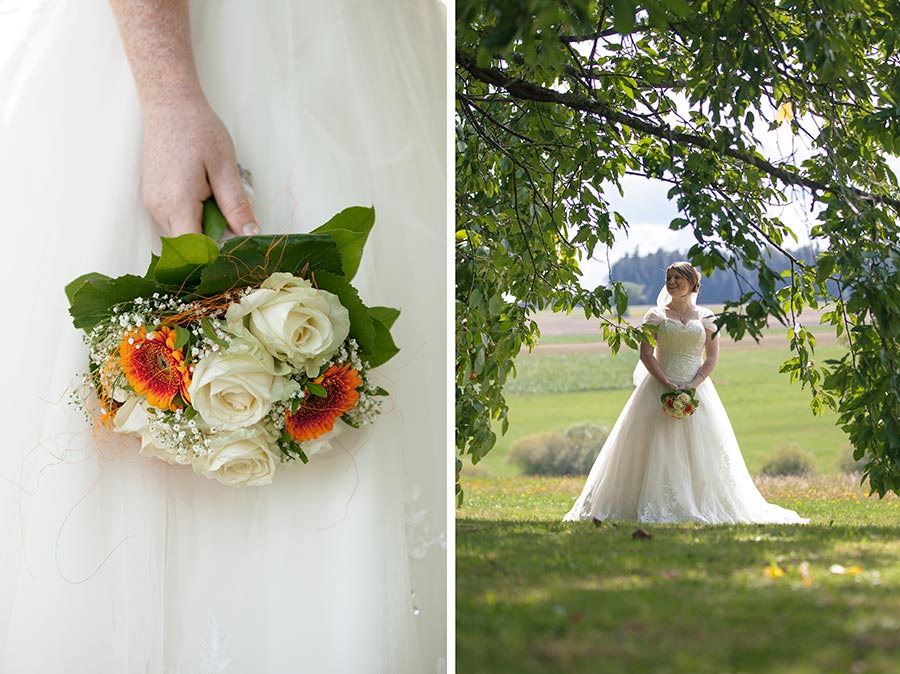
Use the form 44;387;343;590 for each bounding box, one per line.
285;364;361;442
119;326;192;410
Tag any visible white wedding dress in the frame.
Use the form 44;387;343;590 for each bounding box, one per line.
0;1;446;672
564;305;808;525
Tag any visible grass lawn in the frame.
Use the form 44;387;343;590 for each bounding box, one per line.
457;475;900;674
472;325;849;478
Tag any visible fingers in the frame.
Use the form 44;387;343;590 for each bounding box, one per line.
210;161;258;236
167;200;205;236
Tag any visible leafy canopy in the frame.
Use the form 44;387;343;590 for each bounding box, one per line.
456;0;900;497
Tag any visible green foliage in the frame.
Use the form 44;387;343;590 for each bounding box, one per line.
194;234;341;295
155;234;220;286
67;207;399;368
367;307;402;368
67;274;160;330
760;443;817;477
508;421;610;476
310;206;375;280
201;198;229;242
457;0;900;495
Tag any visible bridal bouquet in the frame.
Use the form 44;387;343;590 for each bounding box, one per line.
66;205;399;486
661;388;699;419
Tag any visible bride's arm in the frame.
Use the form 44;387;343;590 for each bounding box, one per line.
639;338;676;389
686;330;719;389
108;0;257;237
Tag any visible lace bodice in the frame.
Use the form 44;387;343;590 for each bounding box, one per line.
643;306;715;386
656;320;706;385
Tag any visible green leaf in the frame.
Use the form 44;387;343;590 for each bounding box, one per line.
306;381;327;398
65;272;111;305
368;305;401;330
202;198;229;242
309;206;375;280
68;274;160;330
173;325;191;350
613;0;636;34
196;234;342;295
155;234;220;286
368;308;401;368
664;0;691;17
199;317;228;348
311;270;376;356
145;253;160;278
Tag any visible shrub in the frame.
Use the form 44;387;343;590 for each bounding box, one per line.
508;421;609;476
759;444;817;477
839;446;868;474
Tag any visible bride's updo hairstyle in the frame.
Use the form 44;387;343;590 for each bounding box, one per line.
667;261;701;294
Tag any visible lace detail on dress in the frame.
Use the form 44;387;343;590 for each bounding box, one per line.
656;320;706;386
639;476;681;523
405;484;447;560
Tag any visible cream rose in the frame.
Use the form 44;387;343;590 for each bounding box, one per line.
226;272;350;376
112;396;190;465
192;425;278;486
188;336;293;431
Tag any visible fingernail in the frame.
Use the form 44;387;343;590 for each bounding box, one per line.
242;223;259;236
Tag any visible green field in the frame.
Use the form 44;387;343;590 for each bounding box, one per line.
456;315;896;673
471;321;849;478
457;475;900;674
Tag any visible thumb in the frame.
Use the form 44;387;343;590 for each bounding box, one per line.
210;162;258;236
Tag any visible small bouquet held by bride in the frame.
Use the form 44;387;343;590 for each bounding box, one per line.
66;205;398;486
661;388;699;419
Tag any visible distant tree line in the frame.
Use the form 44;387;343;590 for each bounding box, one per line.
611;244;832;305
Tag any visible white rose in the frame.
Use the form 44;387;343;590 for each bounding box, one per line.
226;272;350;376
112;396;190;465
188;336;294;431
192;425;278;487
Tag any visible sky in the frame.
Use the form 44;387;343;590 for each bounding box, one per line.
578;124;900;290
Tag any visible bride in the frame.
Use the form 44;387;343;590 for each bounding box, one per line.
0;1;445;672
564;262;808;525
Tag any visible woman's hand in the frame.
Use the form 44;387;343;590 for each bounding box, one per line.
109;0;258;237
142;94;257;236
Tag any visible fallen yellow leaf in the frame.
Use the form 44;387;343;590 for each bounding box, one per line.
763;564;785;579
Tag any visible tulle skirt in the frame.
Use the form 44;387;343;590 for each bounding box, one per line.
563;376;809;525
0;1;446;672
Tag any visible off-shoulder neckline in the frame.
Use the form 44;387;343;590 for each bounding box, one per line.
662;316;703;327
662;307;704;325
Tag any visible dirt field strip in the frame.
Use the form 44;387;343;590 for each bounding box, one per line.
524;308;841;354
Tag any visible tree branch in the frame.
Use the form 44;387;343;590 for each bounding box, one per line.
457;49;900;212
